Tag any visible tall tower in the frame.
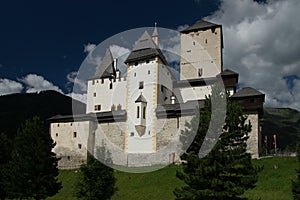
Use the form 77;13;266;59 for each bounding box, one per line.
124;29;172;153
180;19;223;80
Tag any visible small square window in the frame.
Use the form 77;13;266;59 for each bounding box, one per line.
146;60;150;64
139;81;144;89
130;132;134;136
73;132;77;138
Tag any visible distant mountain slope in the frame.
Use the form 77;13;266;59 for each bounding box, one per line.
262;107;300;151
0;90;85;138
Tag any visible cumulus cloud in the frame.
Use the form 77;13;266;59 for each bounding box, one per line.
66;71;87;92
19;74;63;93
206;0;300;110
84;43;102;65
0;78;23;95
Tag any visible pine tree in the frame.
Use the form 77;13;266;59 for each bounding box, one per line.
174;84;257;200
4;117;62;199
0;133;12;200
292;136;300;199
75;146;116;200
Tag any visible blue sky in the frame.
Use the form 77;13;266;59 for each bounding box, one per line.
0;0;300;111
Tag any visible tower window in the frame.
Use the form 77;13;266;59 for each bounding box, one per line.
73;132;77;138
101;79;104;84
56;133;58;137
134;73;136;77
146;60;150;64
137;106;140;118
78;144;82;149
193;41;195;45
143;107;146;119
94;105;101;111
109;82;113;89
92;80;95;85
148;70;150;75
93;92;96;97
130;132;134;137
205;39;208;44
198;68;203;77
139;81;144;89
135;62;138;66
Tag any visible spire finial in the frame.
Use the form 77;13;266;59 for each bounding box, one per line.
152;22;158;37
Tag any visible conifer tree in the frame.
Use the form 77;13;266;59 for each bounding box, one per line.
174;84;257;200
4;117;61;199
0;133;12;200
75;146;116;200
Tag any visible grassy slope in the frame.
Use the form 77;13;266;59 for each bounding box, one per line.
49;157;298;200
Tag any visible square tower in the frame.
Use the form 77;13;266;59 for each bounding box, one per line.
180;19;223;80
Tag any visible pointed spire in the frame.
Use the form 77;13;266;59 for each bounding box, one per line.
91;48;116;79
152;22;158;37
132;31;158;51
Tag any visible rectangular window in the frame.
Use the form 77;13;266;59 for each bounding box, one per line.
94;105;101;111
92;80;95;85
137;106;140;118
73;132;77;138
198;68;203;77
93;92;96;97
78;144;82;149
130;132;134;137
139;81;144;89
109;82;113;89
101;79;104;84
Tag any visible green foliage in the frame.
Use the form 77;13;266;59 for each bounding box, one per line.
174;84;257;199
75;148;116;200
0;133;12;200
3;116;62;200
292;135;300;199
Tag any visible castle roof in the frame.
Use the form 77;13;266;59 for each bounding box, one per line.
221;69;238;76
125;31;168;65
181;19;221;33
90;48;116;80
231;87;264;98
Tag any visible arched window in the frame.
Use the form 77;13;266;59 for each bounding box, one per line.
143;106;146;119
137;106;140;118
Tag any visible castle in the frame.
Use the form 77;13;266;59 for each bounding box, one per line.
49;19;265;169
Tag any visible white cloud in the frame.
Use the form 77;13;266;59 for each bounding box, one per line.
19;74;63;93
84;43;102;66
66;93;87;104
66;71;87;92
0;78;23;95
84;43;96;54
206;0;300;110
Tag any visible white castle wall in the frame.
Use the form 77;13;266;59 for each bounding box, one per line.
86;77;127;113
180;27;222;80
50;121;90;169
245;111;261;159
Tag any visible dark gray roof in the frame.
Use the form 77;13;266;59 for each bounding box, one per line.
181;19;221;33
231;87;264;98
90;48;116;80
221;69;238;76
135;94;147;103
125;31;168;65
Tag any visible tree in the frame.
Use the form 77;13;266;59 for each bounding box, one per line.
4;116;62;199
292;135;300;199
0;133;13;200
174;84;257;200
75;146;116;200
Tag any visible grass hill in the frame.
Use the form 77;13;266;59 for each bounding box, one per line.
262;107;300;152
0;90;85;139
48;157;298;200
